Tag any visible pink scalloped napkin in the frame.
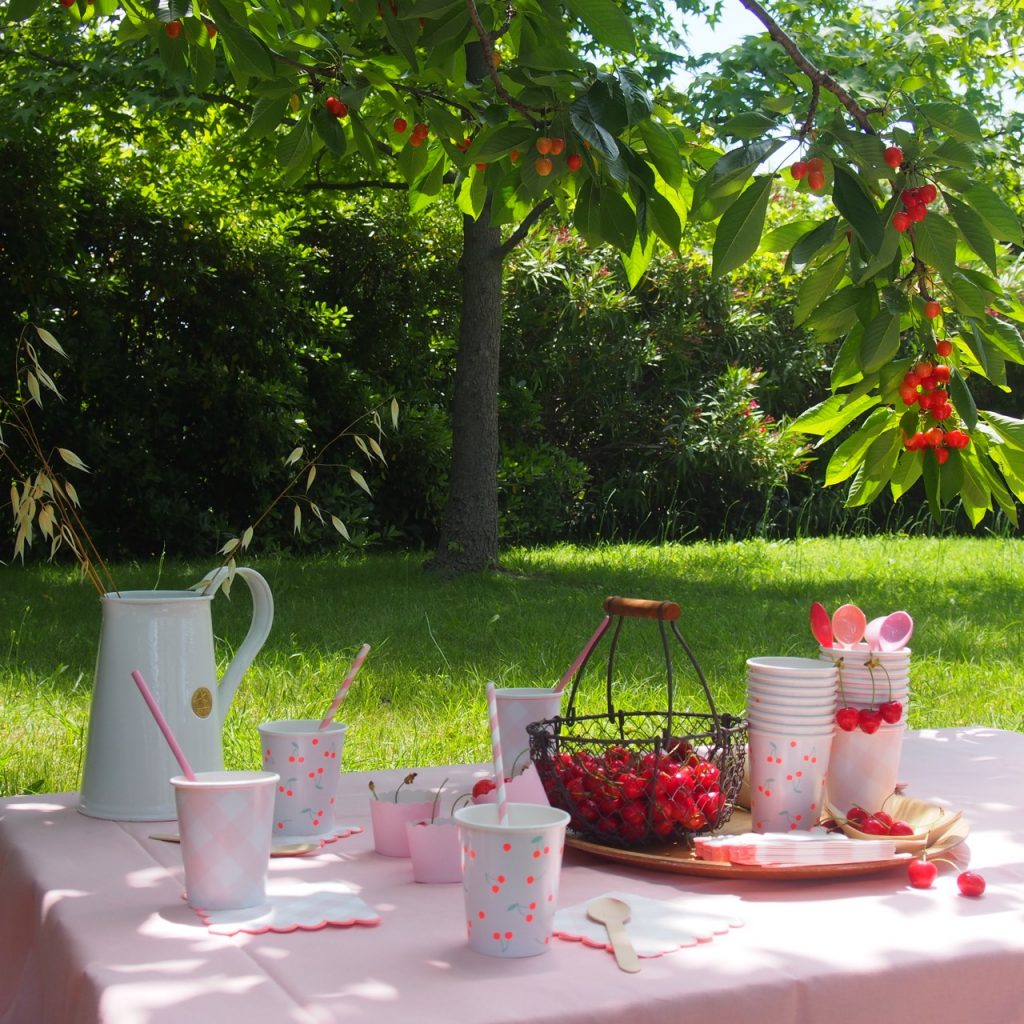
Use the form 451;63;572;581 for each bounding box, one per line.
192;880;381;936
553;890;743;957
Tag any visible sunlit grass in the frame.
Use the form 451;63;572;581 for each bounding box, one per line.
1;536;1021;796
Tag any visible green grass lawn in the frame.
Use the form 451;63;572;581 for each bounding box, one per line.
1;536;1021;797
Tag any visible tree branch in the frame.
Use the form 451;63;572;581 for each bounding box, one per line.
499;197;555;258
736;0;875;135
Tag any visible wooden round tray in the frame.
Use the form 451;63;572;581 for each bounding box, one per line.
565;808;969;880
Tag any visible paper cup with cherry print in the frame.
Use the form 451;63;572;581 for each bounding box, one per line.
171;770;277;911
827;721;906;814
494;688;564;772
454;802;570;958
748;727;834;833
259;719;346;839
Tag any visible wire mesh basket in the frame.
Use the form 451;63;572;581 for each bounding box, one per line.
528;596;747;849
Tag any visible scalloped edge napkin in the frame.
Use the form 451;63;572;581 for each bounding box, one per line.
193;881;381;936
554;890;743;958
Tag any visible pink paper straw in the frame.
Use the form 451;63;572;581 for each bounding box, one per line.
319;643;371;730
130;670;196;781
553;616;611;693
485;682;508;825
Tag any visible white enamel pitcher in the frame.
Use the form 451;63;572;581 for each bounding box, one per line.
79;566;274;821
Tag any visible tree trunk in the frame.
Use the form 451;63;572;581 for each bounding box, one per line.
430;200;503;574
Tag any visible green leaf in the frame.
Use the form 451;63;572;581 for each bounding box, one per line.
573;179;603;246
831;324;864;388
721;112;778;140
922;449;941;521
948;368;978;430
206;0;276;79
832;166;884;253
6;0;43;20
794;250;847;326
569;105;620;164
918;101;983;142
645;189;682;252
802;285;864;344
637;121;682;189
980;410;1024;452
762;219;820;254
890;450;923;500
616;69;653;126
245;94;290;139
787;217;840;272
944;193;997;273
471;125;536;163
846;430;901;506
963;185;1023;244
564;0;635;51
787;392;879;441
948;273;989;319
859;312;900;374
825;408;894;486
978;319;1024;364
703;139;783;200
711;176;772;279
912;213;958;281
276;117;311;171
622;228;656;289
599;187;637;252
311;108;347;156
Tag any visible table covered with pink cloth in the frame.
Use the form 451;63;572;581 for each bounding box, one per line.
2;727;1023;1024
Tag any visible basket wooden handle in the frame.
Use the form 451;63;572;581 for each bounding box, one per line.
603;596;681;621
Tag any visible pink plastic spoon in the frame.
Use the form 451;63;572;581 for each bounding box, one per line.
877;610;914;651
831;603;867;648
809;602;833;648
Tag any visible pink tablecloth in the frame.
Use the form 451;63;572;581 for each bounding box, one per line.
2;728;1023;1024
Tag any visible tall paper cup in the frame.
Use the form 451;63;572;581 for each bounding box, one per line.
748;728;833;833
259;719;347;838
827;722;906;813
455;802;570;958
494;688;563;770
171;770;277;911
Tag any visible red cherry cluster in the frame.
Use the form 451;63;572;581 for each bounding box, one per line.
899;359;952;417
845;804;915;836
790;156;825;192
892;183;938;232
408;122;429;147
326;96;349;119
835;700;902;733
536;742;726;845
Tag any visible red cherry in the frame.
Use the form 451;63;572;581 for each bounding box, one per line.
899;383;919;405
924;300;942;319
936;339;953;357
472;778;496;799
957;870;986;897
889;820;915;836
907;857;938;888
936;447;950;465
790;160;808;180
908;203;928;223
858;708;882;734
535;136;553;155
919;183;938;204
892;211;912;232
835;707;859;732
549;137;565;156
879;700;903;724
165;20;182;37
60;0;76;7
858;817;889;836
884;145;904;169
567;154;583;172
393;117;408;133
807;169;825;192
846;805;869;825
873;810;894;828
807;157;824;172
535;156;553;177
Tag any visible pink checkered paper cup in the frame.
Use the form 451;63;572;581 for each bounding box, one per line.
454;802;570;958
494;687;564;770
748;727;834;833
170;770;278;911
259;719;347;838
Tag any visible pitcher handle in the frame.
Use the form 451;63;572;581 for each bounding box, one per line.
200;565;275;713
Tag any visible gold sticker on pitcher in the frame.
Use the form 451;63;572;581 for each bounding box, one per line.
191;686;214;718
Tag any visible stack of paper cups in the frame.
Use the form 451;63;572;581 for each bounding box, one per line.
745;657;838;833
820;643;910;814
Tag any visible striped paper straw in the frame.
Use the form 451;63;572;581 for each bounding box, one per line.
319;643;371;730
130;670;197;781
485;681;509;825
553;615;611;693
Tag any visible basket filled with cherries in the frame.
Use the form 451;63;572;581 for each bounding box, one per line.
528;596;746;850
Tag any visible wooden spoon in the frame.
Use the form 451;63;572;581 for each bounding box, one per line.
587;896;641;973
148;833;320;857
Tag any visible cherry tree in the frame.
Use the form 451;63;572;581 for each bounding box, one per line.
6;0;1024;570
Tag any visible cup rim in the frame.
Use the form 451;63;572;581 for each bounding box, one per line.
258;719;348;736
171;770;279;789
493;687;565;700
454;802;570;832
